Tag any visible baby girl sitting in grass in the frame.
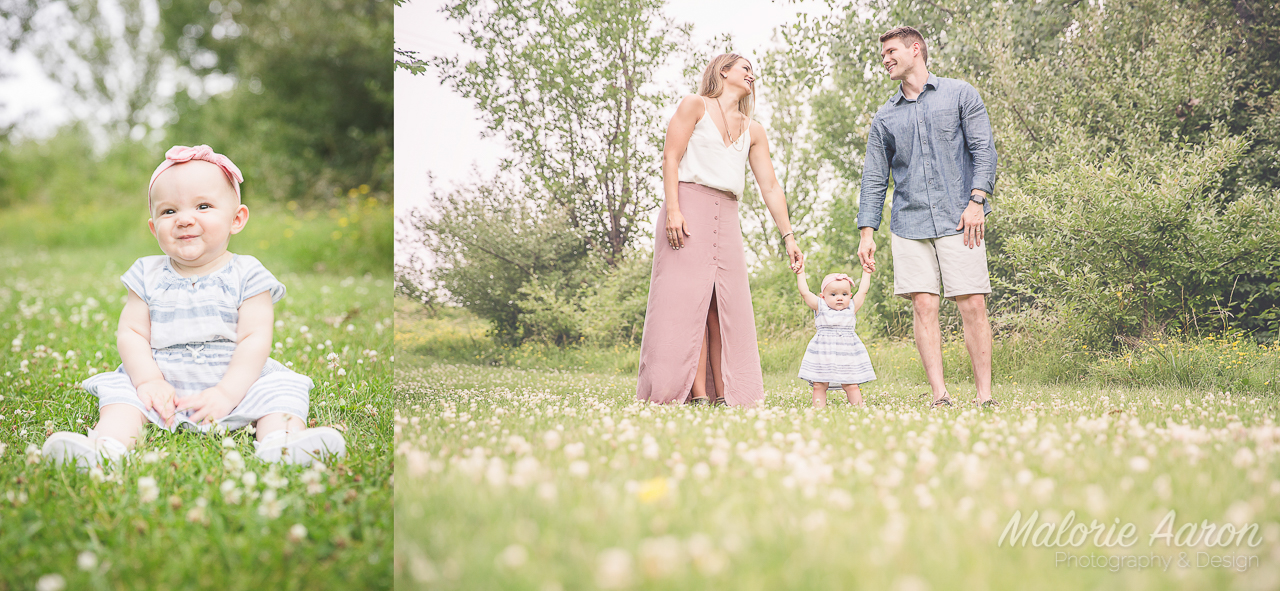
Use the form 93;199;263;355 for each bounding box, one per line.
43;145;345;468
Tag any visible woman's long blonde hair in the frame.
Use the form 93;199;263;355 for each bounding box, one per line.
699;53;755;121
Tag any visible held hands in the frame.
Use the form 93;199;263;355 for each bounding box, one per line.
665;210;690;250
136;379;177;427
957;196;986;248
176;385;240;426
784;234;802;274
857;232;876;274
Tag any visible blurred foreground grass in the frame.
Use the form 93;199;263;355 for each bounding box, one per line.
394;301;1280;590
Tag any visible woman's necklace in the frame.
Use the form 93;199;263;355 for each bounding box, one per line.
715;98;747;151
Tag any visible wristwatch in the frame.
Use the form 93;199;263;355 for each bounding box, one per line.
969;192;987;205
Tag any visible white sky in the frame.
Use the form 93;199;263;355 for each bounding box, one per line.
393;0;832;226
0;50;73;138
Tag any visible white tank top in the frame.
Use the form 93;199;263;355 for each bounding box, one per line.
677;97;751;199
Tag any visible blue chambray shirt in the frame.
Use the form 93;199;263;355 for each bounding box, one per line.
857;74;998;239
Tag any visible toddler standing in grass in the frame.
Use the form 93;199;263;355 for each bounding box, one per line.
796;258;877;407
43;145;345;469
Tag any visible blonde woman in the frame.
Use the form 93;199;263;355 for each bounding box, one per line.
636;53;803;407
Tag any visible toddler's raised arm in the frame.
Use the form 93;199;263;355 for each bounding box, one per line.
118;289;177;425
177;291;273;424
796;257;820;311
852;271;873;313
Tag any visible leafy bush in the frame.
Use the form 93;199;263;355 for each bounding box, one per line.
995;132;1280;349
411;177;592;345
575;252;652;345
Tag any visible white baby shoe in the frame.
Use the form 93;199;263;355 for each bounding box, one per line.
43;432;99;470
254;427;346;466
42;432;127;471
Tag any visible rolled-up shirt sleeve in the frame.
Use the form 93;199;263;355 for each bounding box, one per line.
858;118;892;230
960;84;997;196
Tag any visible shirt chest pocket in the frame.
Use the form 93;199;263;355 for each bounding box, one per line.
932;106;962;139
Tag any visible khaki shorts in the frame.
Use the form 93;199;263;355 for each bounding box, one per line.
891;232;991;299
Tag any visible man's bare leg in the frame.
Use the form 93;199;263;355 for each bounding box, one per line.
955;293;993;403
911;292;949;403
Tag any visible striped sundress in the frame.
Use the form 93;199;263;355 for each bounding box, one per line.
797;299;877;387
82;254;312;432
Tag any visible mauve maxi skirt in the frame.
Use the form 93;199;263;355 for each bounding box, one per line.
636;182;764;407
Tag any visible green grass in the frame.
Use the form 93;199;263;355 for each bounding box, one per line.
0;244;392;590
0;198;392;277
393;309;1280;590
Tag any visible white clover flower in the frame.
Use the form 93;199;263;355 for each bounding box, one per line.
76;551;97;571
595;548;633;589
568;460;590;478
301;470;324;495
638;536;683;579
224;450;245;473
137;477;159;503
543;430;562;450
563;442;585;459
222;437;236;449
691;462;711;480
263;467;288;490
485;458;508;487
1128;456;1150;472
827;488;854;511
1233;447;1256;468
510;457;541;488
35;574;65;591
497;544;528;568
288;523;308;543
242;471;258;489
258;489;283;519
25;443;41;465
186;499;209;525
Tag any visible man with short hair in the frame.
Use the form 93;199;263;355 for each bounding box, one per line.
856;25;999;407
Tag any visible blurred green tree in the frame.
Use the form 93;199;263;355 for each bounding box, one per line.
158;0;393;202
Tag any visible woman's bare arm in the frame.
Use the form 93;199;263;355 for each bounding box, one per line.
747;121;802;271
661;95;706;249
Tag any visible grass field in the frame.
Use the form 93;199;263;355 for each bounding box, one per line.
0;244;393;590
394;307;1280;590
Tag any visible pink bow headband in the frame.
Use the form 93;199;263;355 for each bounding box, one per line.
148;145;244;200
820;273;853;293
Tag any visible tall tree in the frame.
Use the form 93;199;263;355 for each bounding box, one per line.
434;0;688;266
